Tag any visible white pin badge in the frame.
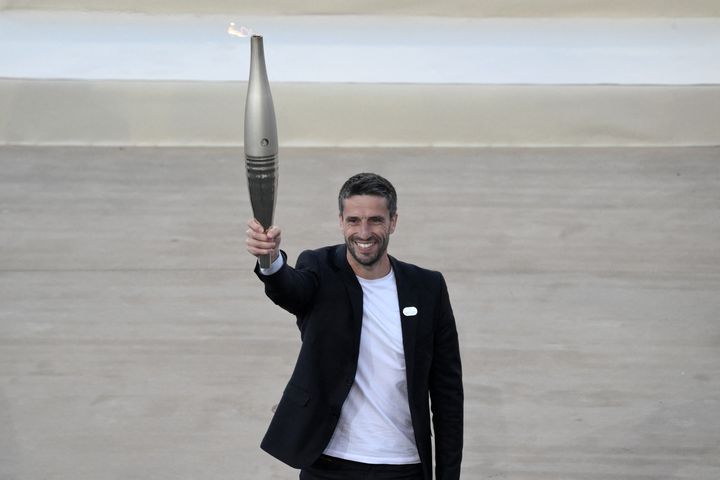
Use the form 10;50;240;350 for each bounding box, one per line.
402;306;418;317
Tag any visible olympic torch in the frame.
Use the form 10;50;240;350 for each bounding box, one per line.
244;34;278;268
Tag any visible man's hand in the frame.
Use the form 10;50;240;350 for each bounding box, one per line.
246;218;281;264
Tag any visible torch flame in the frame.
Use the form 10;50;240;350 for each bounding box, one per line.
228;22;257;38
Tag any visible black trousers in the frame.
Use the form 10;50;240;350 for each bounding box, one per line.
299;455;423;480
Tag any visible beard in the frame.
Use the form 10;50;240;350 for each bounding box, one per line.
345;233;389;267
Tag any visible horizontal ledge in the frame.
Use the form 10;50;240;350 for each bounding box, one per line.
2;80;719;147
4;77;720;88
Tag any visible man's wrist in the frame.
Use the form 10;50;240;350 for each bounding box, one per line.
259;252;284;275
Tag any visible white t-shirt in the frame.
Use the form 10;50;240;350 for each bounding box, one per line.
323;269;420;464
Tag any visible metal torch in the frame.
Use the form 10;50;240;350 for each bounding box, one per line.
244;35;278;268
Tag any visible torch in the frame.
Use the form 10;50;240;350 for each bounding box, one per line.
243;33;279;268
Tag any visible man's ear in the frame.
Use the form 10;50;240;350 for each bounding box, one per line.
389;213;398;234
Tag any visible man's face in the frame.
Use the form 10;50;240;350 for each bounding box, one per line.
339;195;397;269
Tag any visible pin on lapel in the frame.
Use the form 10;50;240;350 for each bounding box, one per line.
402;306;418;317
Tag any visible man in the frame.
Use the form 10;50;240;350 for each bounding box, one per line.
246;173;463;479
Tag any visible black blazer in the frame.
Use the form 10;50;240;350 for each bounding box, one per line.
255;245;463;480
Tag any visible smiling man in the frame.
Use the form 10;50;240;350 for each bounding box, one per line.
246;173;463;480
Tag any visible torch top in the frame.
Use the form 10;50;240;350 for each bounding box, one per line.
227;22;259;39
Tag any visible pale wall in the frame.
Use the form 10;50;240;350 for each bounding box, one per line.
1;0;719;17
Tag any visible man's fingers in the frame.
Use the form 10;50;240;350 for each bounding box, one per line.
246;217;266;233
246;227;267;240
245;219;281;260
266;225;282;239
246;237;277;249
246;229;279;244
246;239;276;256
247;219;281;238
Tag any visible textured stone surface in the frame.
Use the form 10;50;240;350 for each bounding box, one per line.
1;146;719;479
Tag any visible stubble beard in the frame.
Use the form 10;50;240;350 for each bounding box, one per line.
346;234;389;267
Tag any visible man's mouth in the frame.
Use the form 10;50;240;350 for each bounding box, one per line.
354;239;376;250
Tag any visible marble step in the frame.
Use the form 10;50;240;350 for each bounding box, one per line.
1;12;718;146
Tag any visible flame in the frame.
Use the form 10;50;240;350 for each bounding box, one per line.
228;22;256;38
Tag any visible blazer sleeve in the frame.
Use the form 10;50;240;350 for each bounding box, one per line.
429;273;464;480
254;249;320;317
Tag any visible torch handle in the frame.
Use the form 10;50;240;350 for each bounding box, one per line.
258;251;272;269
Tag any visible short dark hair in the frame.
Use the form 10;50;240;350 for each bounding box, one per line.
338;173;397;217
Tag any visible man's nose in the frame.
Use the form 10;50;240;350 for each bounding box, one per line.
359;220;371;237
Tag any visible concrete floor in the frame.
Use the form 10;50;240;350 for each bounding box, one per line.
1;146;719;479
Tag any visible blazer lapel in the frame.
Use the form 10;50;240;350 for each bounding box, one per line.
390;256;420;394
333;245;364;344
334;248;419;384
